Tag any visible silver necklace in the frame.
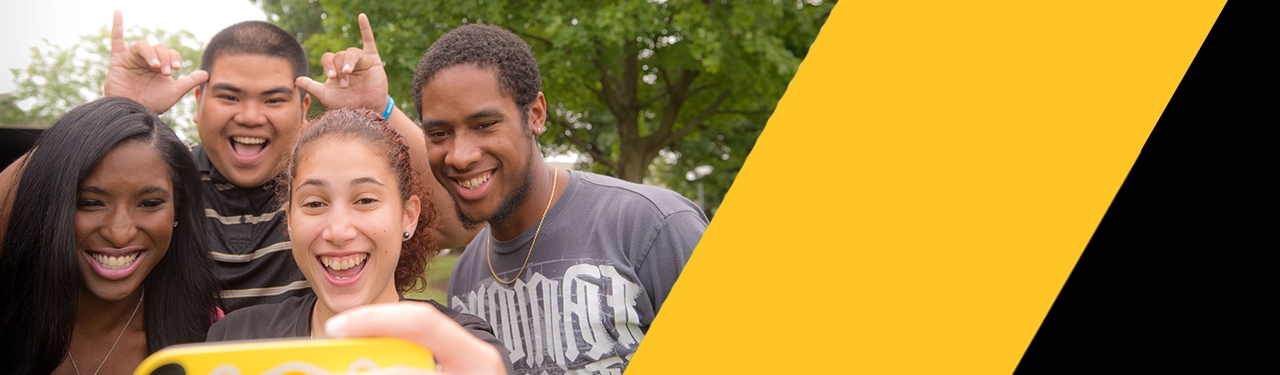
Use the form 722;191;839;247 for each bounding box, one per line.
69;289;144;375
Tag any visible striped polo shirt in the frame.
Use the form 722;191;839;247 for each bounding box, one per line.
193;145;313;312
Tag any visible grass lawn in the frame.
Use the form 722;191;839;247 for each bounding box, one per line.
403;250;462;304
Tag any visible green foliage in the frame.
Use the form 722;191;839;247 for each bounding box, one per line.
259;0;833;216
8;27;203;141
403;251;462;303
0;94;42;126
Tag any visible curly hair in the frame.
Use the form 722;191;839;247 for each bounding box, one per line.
412;23;542;124
276;109;438;293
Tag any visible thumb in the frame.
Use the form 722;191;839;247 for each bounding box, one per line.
296;76;323;96
327;303;505;375
174;70;209;94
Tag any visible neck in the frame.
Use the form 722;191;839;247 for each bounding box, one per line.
490;162;565;241
309;285;401;338
74;288;144;335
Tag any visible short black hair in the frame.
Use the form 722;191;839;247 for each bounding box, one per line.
201;21;308;85
412;24;542;122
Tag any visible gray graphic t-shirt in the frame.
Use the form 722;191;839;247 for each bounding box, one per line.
449;171;707;375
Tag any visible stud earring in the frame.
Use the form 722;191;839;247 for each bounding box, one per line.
403;232;411;239
173;221;179;228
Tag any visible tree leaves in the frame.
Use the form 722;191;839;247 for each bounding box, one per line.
9;27;203;141
261;0;833;217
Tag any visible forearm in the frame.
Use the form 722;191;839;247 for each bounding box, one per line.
386;107;478;249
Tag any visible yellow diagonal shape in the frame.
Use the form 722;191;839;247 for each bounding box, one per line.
630;1;1224;373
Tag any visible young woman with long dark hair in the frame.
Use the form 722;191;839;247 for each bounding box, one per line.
0;96;221;375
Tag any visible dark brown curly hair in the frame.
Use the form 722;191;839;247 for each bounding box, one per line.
276;108;438;293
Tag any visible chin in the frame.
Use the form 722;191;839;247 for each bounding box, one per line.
316;291;370;315
225;170;273;188
83;282;143;303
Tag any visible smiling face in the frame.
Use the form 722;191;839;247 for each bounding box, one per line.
195;54;309;188
75;141;174;302
421;64;546;229
288;137;420;316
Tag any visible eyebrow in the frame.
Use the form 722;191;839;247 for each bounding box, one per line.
261;87;295;96
139;186;171;196
423;109;504;129
209;83;244;94
298;179;326;189
79;185;170;195
351;177;386;187
297;178;384;189
209;83;294;97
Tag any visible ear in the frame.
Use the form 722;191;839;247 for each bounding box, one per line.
193;86;203;125
402;195;421;240
529;91;547;137
301;93;312;121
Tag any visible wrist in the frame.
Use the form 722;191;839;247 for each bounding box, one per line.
381;95;395;121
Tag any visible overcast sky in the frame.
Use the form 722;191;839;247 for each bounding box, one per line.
0;0;266;94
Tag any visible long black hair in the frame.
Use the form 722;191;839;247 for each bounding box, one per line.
0;97;221;374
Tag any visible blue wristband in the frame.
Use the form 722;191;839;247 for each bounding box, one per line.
382;95;395;120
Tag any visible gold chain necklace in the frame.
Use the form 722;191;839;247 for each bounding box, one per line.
69;289;144;375
487;167;558;285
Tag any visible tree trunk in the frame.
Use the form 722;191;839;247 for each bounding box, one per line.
616;149;652;183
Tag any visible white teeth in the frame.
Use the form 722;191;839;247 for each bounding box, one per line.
232;136;266;145
459;174;490;189
321;254;368;271
92;252;139;270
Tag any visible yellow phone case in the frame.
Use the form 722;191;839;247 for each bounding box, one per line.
133;338;435;375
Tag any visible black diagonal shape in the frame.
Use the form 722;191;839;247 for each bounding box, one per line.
1014;2;1265;372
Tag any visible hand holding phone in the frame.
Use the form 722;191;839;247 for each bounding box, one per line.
133;338;434;375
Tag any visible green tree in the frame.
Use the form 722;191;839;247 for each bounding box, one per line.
9;27;204;141
0;94;42;127
260;0;833;216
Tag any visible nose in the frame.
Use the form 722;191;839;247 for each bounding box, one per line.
444;132;482;171
102;206;138;248
321;203;357;246
232;102;268;127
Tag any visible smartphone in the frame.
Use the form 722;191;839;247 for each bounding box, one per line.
133;337;435;375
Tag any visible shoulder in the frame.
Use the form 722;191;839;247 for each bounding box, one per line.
190;144;212;175
404;298;496;339
406;298;484;328
405;298;512;374
573;171;707;222
207;295;312;341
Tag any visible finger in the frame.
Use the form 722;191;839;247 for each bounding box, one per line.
130;40;162;70
111;11;126;53
359;13;379;56
153;44;173;76
326;303;504;375
174;70;209;94
342;47;363;74
168;49;182;70
332;50;357;88
331;51;347;87
295;76;323;97
321;52;337;80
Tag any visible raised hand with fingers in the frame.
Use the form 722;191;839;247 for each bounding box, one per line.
103;11;208;114
295;13;391;113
